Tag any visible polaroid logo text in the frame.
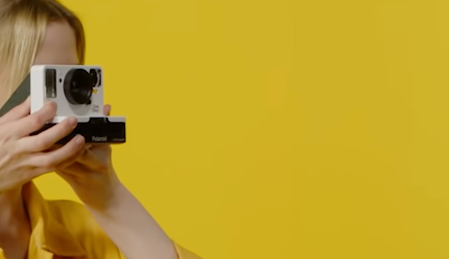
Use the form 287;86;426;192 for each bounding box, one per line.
92;136;107;142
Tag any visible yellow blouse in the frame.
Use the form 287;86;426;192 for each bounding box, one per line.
0;183;201;259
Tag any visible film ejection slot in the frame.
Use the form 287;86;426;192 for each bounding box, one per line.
90;117;109;123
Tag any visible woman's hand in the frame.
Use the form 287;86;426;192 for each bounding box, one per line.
0;97;85;193
55;104;122;211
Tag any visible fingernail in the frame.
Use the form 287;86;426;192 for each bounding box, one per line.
68;117;77;127
47;101;57;110
75;135;85;145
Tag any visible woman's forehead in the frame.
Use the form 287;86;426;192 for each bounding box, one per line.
34;20;79;65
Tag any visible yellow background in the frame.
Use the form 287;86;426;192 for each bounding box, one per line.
34;0;449;258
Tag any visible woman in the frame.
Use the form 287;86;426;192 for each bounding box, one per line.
0;0;201;259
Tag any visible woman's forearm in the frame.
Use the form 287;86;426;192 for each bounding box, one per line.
86;182;178;259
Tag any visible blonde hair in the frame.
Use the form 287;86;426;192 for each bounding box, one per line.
0;0;85;97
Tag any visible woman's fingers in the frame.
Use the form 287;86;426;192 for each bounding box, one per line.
56;147;86;169
8;101;58;138
16;116;78;153
0;96;31;125
104;104;111;116
26;135;85;169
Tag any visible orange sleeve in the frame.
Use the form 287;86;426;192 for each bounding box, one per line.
116;242;202;259
174;243;203;259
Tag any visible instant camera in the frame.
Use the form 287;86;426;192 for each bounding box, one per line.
0;65;126;144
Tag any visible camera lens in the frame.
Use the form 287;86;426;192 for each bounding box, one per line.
63;69;94;105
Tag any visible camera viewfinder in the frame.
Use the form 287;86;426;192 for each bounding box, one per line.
45;69;57;98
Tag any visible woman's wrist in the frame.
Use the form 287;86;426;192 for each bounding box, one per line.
83;175;127;216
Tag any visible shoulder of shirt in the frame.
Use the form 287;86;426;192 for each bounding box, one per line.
44;200;201;259
44;199;123;257
45;199;97;229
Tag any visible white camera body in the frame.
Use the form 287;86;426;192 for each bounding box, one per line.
29;65;126;144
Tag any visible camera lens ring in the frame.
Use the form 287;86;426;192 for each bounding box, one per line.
64;69;94;105
89;69;99;88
